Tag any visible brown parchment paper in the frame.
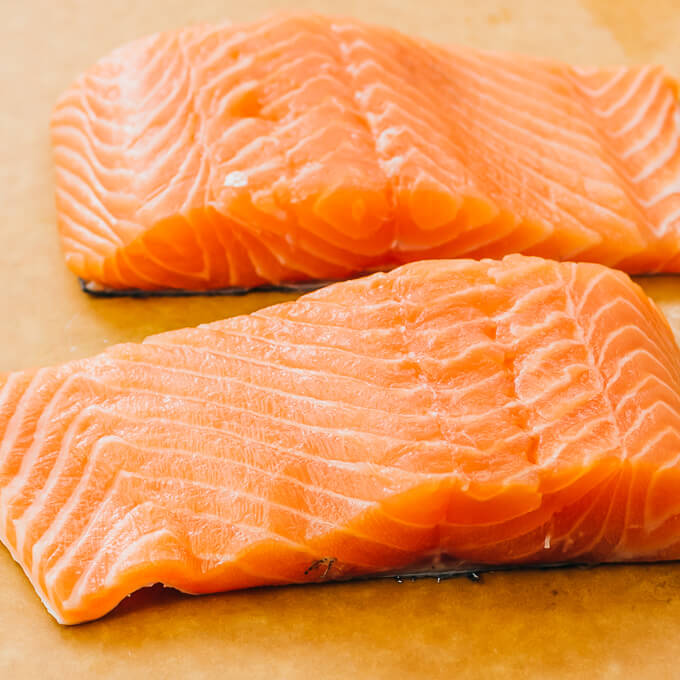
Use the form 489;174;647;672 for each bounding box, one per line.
2;1;680;677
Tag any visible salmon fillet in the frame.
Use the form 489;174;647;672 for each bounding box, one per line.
2;255;680;623
51;13;680;293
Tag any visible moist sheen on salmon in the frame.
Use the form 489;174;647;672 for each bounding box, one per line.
52;13;680;292
2;255;680;624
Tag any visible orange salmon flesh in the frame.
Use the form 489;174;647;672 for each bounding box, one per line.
52;13;680;292
2;255;680;623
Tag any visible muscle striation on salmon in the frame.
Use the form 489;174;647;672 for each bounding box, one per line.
51;13;680;292
2;255;680;623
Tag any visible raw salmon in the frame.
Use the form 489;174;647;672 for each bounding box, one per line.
2;254;680;623
51;13;680;293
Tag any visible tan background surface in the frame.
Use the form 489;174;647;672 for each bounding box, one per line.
2;0;680;677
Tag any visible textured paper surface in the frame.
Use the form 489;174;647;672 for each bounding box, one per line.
2;0;680;677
